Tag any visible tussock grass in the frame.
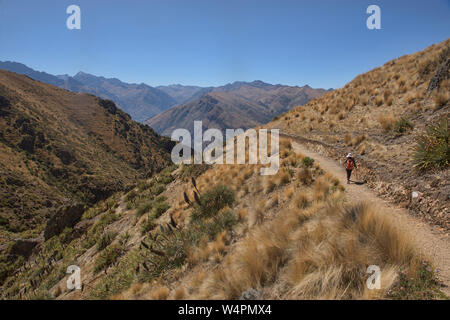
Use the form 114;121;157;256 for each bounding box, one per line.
378;114;395;131
192;200;427;300
433;91;449;110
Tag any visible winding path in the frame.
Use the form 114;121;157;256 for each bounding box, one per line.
287;136;450;295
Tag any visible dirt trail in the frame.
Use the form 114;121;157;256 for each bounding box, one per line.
289;138;450;295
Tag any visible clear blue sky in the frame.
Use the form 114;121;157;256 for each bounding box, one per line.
0;0;449;88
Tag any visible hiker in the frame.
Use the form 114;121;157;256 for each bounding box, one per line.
345;153;357;184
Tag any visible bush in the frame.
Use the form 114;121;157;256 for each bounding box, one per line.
180;163;211;180
413;119;449;171
141;218;156;235
394;117;413;134
97;231;117;251
151;184;165;196
190;209;238;243
192;185;235;221
158;173;174;185
302;157;315;168
136;200;153;217
151;201;170;219
94;244;123;274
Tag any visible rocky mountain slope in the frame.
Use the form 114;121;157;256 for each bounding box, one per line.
0;69;174;248
146;81;328;136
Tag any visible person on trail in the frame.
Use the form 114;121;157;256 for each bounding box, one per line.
345;153;357;184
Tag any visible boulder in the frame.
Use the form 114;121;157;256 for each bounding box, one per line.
43;203;85;240
239;288;262;300
428;58;450;92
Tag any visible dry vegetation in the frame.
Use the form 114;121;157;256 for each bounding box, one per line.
267;39;450;230
1;40;448;302
1;132;445;300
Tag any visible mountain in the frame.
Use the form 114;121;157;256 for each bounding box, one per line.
0;69;174;240
156;84;213;105
0;62;177;122
70;72;177;122
0;61;66;87
146;80;328;136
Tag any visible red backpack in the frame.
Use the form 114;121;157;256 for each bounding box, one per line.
346;158;354;170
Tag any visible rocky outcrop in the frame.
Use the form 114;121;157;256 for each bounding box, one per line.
43;203;85;240
428;58;450;92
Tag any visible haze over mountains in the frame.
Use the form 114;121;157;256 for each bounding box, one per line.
147;81;329;136
0;62;329;132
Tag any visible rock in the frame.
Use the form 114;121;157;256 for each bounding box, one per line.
427;58;450;92
239;288;262;300
43;203;85;240
10;238;40;259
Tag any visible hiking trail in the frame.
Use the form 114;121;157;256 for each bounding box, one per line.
288;137;450;295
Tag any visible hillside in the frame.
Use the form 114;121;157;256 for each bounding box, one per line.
146;81;328;136
0;62;177;122
266;39;450;230
1;137;446;300
0;69;174;248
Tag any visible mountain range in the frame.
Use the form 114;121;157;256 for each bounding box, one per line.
146;81;329;136
0;62;329;131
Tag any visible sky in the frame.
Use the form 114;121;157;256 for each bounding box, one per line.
0;0;449;89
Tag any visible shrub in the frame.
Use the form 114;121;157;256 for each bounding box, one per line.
433;91;449;110
189;209;238;243
141;218;156;235
136;200;153;217
94;244;123;274
302;157;315;168
151;201;170;219
151;184;165;196
137;180;153;192
192;185;235;221
180;163;211;180
158;173;174;185
413;119;449;171
394;117;413;134
125;190;138;202
97;232;118;251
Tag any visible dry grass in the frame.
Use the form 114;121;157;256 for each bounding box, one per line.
378;114;395;131
293;192;309;209
297;167;313;185
283;185;295;200
312;177;330;202
190;199;423;300
433;90;449;110
173;287;186;300
150;286;170;300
